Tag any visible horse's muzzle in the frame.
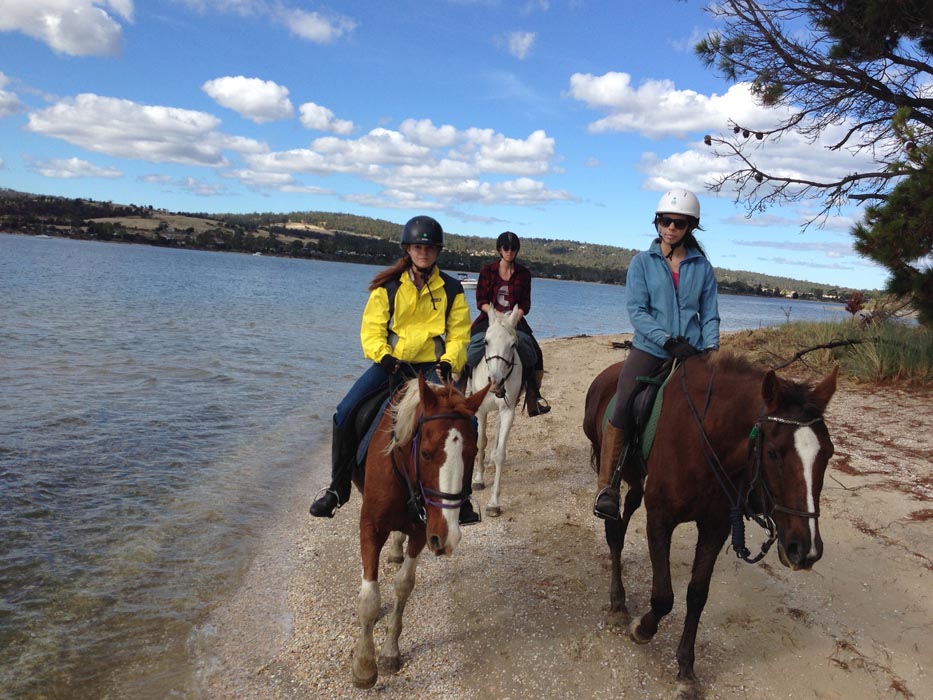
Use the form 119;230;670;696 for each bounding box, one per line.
777;539;822;571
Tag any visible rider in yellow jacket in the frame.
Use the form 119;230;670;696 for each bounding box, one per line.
310;215;478;523
360;264;470;371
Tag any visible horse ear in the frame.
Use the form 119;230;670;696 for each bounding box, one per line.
464;382;491;413
810;365;838;413
419;373;438;411
761;370;780;411
507;306;521;326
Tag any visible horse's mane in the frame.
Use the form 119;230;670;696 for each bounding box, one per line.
386;378;423;450
386;378;471;452
709;351;826;415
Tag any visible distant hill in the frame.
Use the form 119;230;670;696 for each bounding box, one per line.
0;188;861;300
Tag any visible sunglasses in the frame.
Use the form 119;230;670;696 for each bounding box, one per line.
500;245;517;252
657;216;689;230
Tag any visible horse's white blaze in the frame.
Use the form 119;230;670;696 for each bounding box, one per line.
794;426;821;557
440;427;465;550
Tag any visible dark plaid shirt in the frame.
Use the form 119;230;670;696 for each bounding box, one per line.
471;260;532;332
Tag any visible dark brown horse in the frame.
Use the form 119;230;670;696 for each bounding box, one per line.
350;374;489;689
583;352;837;699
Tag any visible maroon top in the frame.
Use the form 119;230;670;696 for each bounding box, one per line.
472;260;532;333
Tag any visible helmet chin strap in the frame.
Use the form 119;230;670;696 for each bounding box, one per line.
664;239;683;261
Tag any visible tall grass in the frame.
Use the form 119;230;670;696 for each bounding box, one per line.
722;320;933;385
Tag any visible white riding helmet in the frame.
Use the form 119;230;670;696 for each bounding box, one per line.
655;189;700;220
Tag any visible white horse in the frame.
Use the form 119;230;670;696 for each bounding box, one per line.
468;307;524;517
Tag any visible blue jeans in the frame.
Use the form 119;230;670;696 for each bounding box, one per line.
335;361;440;427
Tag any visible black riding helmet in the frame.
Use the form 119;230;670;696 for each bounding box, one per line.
496;230;520;252
401;215;444;249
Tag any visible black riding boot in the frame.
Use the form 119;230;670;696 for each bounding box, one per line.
309;417;356;518
524;369;551;417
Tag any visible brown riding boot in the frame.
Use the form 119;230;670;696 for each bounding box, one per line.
593;423;626;520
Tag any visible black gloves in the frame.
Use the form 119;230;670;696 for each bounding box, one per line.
379;354;400;374
663;336;699;360
435;361;452;382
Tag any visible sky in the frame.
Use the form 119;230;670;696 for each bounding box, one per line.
0;0;892;289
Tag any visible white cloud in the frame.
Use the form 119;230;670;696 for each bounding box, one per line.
29;156;122;179
568;72;775;139
202;76;294;123
279;8;357;43
24;93;267;167
238;120;567;207
0;72;26;117
507;31;535;60
299;102;353;135
0;0;133;56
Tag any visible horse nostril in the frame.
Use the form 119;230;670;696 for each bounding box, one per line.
429;534;442;551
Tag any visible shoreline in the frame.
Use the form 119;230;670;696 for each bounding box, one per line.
198;334;932;700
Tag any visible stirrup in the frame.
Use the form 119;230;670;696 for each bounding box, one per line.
535;397;551;415
593;486;621;521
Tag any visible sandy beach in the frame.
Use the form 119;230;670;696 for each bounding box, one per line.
200;334;932;700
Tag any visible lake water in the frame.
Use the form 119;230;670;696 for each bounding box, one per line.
0;234;849;699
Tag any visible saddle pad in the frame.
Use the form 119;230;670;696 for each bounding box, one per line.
356;394;393;466
599;368;674;464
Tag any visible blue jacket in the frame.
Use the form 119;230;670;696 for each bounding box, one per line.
627;240;720;359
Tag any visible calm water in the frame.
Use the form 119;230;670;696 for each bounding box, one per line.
0;234;848;699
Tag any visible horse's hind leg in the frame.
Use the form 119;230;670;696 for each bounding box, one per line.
605;483;642;627
674;519;729;699
378;535;424;673
386;531;405;565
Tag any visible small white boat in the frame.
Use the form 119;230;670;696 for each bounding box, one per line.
252;252;263;256
455;272;478;289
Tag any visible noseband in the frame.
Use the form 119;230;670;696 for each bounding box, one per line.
391;410;473;523
484;344;518;399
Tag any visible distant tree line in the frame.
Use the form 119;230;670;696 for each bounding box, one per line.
0;188;860;301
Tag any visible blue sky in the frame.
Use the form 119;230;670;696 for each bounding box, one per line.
0;0;890;289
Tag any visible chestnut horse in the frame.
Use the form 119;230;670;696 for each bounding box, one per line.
583;352;837;699
350;374;489;689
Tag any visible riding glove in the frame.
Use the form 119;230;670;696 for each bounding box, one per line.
380;354;400;374
663;336;699;360
436;361;452;382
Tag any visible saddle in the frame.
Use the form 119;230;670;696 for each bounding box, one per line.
353;386;393;469
601;358;676;475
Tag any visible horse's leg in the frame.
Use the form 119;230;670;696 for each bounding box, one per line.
605;482;643;626
378;531;426;673
472;403;489;491
386;530;406;565
631;511;675;644
674;519;729;700
352;527;388;689
485;405;515;517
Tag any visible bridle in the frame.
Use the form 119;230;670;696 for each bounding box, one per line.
679;362;826;564
390;409;473;523
484;341;518;400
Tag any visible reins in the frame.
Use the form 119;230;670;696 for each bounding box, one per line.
390;407;473;524
678;362;824;564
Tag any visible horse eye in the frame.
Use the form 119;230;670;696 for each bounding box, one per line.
767;448;780;461
420;449;431;460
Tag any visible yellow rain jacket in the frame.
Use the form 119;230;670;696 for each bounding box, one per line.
360;267;471;372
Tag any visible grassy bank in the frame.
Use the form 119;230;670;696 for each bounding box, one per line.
722;320;933;385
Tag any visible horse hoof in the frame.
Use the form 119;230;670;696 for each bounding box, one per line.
485;505;501;517
629;621;651;645
676;680;701;700
352;669;377;689
378;655;401;673
472;481;485;491
607;608;631;629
